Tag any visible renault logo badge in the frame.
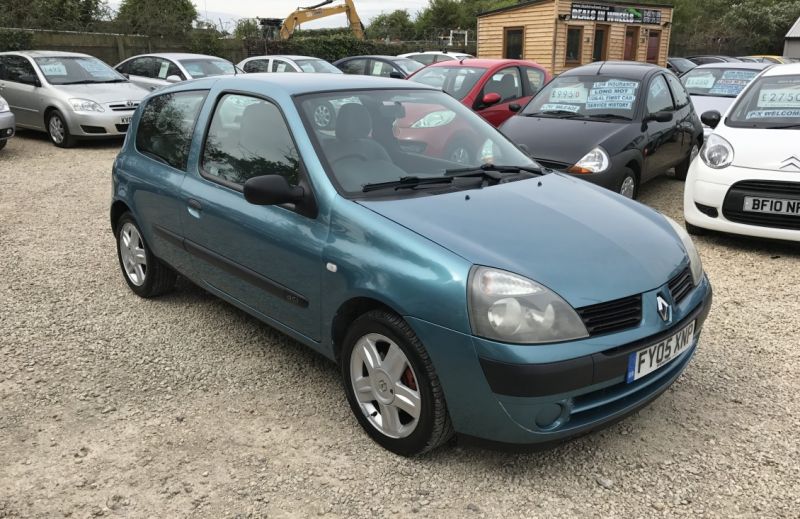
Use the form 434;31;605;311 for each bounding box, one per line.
657;295;672;323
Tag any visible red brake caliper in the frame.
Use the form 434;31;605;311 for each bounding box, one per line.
401;367;417;391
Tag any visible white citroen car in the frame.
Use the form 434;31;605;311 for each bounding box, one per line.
684;63;800;241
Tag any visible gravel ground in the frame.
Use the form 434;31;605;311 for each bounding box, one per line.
1;132;799;519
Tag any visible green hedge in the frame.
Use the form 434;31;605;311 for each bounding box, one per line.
244;35;421;63
0;30;33;52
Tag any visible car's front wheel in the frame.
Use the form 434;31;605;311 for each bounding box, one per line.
618;168;638;199
115;213;176;298
47;110;76;148
342;310;453;456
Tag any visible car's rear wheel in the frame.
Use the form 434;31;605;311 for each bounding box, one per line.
341;310;453;456
115;212;176;298
47;110;76;148
618;168;638;199
0;140;6;151
674;143;699;181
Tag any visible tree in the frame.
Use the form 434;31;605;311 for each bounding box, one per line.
366;10;416;41
0;0;110;31
115;0;197;37
233;18;261;40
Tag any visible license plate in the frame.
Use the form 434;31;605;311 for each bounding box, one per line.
120;116;132;124
626;321;696;383
743;196;800;216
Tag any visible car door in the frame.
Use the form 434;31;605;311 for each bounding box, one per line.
642;74;682;180
180;92;324;340
475;66;526;127
664;72;695;155
0;55;43;128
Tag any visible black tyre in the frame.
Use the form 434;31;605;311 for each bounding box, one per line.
674;142;699;181
617;167;639;199
115;212;177;298
0;139;7;151
444;138;474;165
686;221;707;236
341;309;453;456
47;110;76;148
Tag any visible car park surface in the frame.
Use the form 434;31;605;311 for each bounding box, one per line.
408;58;551;127
115;53;238;91
0;94;13;150
684;63;800;241
112;74;710;455
0;50;148;147
501;61;702;198
2;131;799;517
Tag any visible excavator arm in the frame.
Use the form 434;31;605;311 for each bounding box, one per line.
280;0;365;40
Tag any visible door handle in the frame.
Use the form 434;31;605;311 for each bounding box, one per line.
187;199;202;211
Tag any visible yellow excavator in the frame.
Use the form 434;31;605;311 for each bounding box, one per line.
262;0;365;40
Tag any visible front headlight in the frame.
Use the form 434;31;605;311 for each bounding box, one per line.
410;110;456;128
69;98;105;113
700;133;733;169
567;147;610;174
0;98;9;112
664;216;704;286
468;267;589;344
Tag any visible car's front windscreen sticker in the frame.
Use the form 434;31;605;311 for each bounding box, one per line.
685;74;715;89
550;85;588;103
540;103;581;113
39;63;67;76
586;80;639;110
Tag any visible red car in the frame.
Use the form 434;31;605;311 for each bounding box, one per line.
407;59;551;127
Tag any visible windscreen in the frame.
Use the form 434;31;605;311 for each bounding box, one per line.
35;56;126;85
522;75;641;118
727;74;800;129
179;58;235;79
682;68;760;98
295;59;341;73
410;66;485;100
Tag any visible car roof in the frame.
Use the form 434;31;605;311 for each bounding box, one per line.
559;61;662;79
693;62;772;71
423;58;542;69
244;55;319;61
124;53;227;60
337;55;403;61
194;73;438;96
402;51;471;55
762;63;800;76
0;50;93;58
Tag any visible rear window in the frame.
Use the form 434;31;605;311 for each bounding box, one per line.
135;91;207;170
682;68;760;98
410;66;485;100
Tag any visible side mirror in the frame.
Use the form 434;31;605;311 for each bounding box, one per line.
700;110;721;129
646;111;673;123
509;103;521;113
482;92;502;107
19;74;40;87
389;71;405;80
244;175;304;206
166;75;182;83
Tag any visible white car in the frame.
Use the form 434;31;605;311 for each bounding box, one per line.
684;63;800;241
115;53;238;91
237;55;341;74
398;51;473;66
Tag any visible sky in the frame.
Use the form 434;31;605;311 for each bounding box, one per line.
187;0;430;30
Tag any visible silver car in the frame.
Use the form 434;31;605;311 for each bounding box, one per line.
0;51;148;148
115;53;239;91
0;94;14;151
237;55;342;74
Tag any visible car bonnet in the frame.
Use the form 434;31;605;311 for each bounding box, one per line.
358;174;687;308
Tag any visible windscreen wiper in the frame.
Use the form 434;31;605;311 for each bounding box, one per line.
57;80;98;85
587;113;632;121
766;124;800;129
444;163;543;177
362;176;460;193
362;164;542;193
525;110;582;118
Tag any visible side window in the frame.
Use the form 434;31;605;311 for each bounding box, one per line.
523;67;545;95
202;94;300;187
3;56;37;84
128;57;156;77
665;73;690;108
135;91;208;170
338;59;366;75
369;60;395;77
484;67;523;102
244;59;269;73
154;59;179;80
646;75;675;113
272;60;295;73
115;60;130;75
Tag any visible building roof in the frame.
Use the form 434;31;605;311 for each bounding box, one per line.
787;16;800;39
478;0;673;18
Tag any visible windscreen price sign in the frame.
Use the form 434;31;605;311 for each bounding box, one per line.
570;3;662;25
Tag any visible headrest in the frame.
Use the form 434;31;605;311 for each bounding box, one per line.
336;103;372;141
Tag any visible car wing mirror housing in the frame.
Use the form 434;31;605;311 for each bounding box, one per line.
483;92;502;107
647;111;674;123
166;75;182;83
389;71;405;80
701;110;721;129
20;74;41;87
509;102;522;112
244;175;304;206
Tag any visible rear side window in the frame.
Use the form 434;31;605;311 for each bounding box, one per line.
201;94;300;186
524;67;546;94
338;59;366;75
243;59;269;73
135;91;208;170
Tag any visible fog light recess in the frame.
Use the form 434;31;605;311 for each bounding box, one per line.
535;403;565;429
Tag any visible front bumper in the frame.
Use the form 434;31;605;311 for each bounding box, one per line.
408;275;712;445
684;159;800;241
66;110;134;138
0;111;15;140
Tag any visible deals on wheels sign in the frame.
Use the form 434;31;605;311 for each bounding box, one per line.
570;3;662;25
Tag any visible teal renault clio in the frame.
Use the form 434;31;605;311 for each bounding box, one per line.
111;74;712;456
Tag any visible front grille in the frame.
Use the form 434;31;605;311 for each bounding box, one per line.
115;124;130;133
109;102;139;112
80;125;106;134
668;267;693;304
576;295;642;336
722;180;800;230
535;159;570;171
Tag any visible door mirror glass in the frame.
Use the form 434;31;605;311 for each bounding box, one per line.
700;110;721;129
483;92;502;106
244;175;304;206
166;75;182;83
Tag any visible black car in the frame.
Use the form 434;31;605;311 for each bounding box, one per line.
333;55;425;79
686;55;743;65
667;57;697;76
500;61;703;199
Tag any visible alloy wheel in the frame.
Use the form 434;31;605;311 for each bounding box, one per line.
349;333;421;439
314;104;333;129
620;176;636;199
48;116;65;144
119;222;147;286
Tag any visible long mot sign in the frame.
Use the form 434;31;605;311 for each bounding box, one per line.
570;3;662;25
